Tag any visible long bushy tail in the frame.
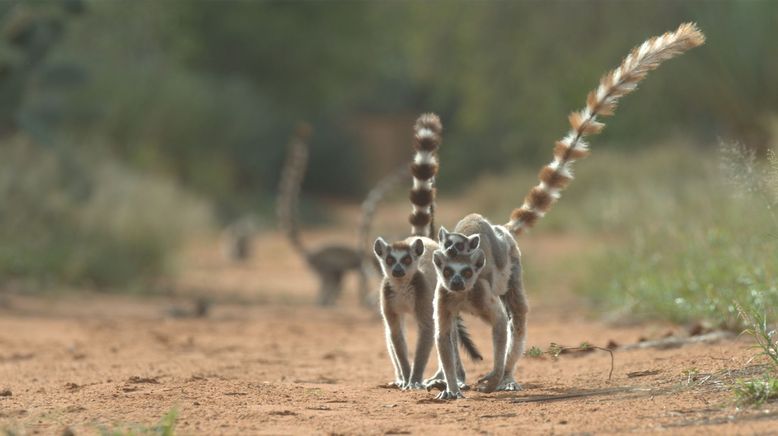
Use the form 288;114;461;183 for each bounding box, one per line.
409;113;442;238
456;316;483;362
277;123;312;256
505;23;705;235
358;164;411;257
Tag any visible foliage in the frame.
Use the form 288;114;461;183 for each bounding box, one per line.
14;1;778;207
734;377;778;407
568;144;778;329
0;137;212;289
737;304;778;370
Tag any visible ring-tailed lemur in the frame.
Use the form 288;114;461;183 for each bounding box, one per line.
432;23;705;400
373;114;482;390
277;124;408;307
222;215;257;262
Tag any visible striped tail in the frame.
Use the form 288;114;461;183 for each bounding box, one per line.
506;22;705;235
276;122;313;256
409;113;442;238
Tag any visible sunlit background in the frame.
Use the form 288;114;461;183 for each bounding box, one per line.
1;0;776;327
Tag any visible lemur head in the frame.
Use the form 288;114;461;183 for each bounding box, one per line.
438;226;480;257
374;237;425;280
432;248;486;292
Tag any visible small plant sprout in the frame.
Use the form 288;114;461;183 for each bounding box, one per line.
736;303;778;369
734;377;778;406
526;346;544;358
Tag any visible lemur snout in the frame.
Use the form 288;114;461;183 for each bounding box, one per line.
450;276;465;291
392;266;405;277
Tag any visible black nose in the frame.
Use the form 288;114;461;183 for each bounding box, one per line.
392;267;405;278
451;277;464;291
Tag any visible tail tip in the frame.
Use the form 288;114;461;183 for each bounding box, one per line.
414;113;442;135
295;122;313;140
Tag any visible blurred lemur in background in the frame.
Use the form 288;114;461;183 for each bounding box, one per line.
222;215;257;263
277;123;409;306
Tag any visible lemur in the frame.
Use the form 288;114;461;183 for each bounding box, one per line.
222;216;256;263
373;114;482;390
277;123;409;307
431;23;705;400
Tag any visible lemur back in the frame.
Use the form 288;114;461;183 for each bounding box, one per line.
431;23;705;400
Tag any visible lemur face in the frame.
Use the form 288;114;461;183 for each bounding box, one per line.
438;226;480;257
374;237;425;279
432;248;486;292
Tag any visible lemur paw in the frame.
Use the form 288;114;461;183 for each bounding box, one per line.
402;381;425;391
424;378;446;391
497;379;523;391
458;381;471;391
435;390;464;400
475;372;502;393
386;380;405;389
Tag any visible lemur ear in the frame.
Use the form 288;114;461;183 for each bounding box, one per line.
412;238;425;257
433;250;444;268
438;226;449;243
374;237;388;257
467;235;480;250
471;249;486;271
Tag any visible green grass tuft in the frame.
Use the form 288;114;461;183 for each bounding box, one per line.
734;377;778;406
98;408;178;436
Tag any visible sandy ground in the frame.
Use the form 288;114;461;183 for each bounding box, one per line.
1;226;778;435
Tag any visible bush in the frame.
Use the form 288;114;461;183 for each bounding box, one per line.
0;136;213;290
571;143;778;329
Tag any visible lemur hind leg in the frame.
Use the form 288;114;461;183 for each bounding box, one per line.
475;290;509;393
498;252;528;391
406;296;435;390
356;265;373;308
424;326;466;391
317;270;344;306
382;306;411;387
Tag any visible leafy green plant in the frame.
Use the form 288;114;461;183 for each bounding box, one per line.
737;304;778;370
525;346;544;358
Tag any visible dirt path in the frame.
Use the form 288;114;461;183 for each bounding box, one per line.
1;229;776;435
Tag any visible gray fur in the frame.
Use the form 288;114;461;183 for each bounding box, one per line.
375;236;478;390
432;214;528;400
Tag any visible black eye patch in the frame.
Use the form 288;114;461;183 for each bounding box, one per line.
444;240;452;248
455;242;464;251
386;256;395;266
462;268;473;279
443;268;453;278
401;255;412;265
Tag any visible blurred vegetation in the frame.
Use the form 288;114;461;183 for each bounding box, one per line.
1;1;777;291
465;142;777;329
24;0;778;204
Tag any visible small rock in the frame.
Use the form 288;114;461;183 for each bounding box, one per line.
0;389;11;397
